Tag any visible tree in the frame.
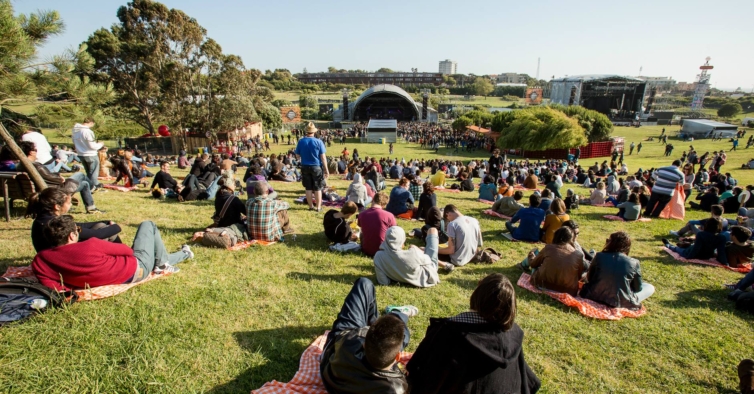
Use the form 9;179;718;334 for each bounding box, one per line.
376;67;393;73
496;107;586;150
550;104;613;142
452;116;473;131
299;94;318;109
718;103;743;118
470;77;493;97
327;66;337;73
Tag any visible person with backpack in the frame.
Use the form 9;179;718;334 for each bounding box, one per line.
32;215;193;292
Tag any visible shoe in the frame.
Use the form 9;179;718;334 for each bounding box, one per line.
441;263;455;273
181;244;195;259
385;305;419;317
723;283;737;291
516;262;531;273
283;227;295;234
154;264;180;274
669;230;680;237
86;208;105;214
661;238;670;247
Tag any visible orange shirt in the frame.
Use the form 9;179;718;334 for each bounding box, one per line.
542;213;570;244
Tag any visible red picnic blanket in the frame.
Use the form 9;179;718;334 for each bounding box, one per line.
513;185;540;192
482;209;512;220
478;199;494;205
662;247;752;273
603;215;652;222
2;266;173;302
252;331;412;394
435;187;460;193
517;273;647;320
191;232;276;250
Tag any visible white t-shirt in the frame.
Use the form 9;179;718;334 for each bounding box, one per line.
447;216;483;266
21;132;53;164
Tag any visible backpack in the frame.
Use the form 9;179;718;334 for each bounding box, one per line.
0;278;73;326
471;247;502;264
735;291;754;314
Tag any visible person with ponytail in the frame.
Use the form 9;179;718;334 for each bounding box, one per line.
28;188;122;253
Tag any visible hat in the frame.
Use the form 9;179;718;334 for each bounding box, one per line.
305;122;317;134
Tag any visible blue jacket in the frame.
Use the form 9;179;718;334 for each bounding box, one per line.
478;183;497;202
679;230;728;265
386;186;414;216
510;207;546;242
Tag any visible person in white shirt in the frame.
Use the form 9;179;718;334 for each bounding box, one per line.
72;118;105;189
21;129;60;172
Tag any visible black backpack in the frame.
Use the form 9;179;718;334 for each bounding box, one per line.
0;278;74;326
735;291;754;314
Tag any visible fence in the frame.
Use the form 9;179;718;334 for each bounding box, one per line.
519;139;623;160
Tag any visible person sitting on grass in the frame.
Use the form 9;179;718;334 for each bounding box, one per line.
210;177;246;229
520;227;588;297
359;192;397;257
246;181;291;242
545;174;562;199
491;190;525;217
538;188;553;213
27;187;122;253
615;192;642;221
406;273;541;394
32;215;192;292
497;179;514;199
453;172;475;192
346;173;370;208
386;178;415;218
374;226;453;288
150;161;180;198
416;182;436;221
523;170;538;189
662;217;728;265
505;194;546;243
564;188;579;212
320;277;418;394
541;198;569;244
726;226;754;269
580;231;654;309
324;201;359;245
244;164;277;200
478;175;497;202
438;204;483;267
560;220;594;262
412;206;449;245
581;182;607;205
669;204;729;238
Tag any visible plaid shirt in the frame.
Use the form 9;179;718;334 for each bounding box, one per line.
409;183;422;201
246;196;290;242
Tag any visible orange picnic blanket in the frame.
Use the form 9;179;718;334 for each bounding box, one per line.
516;273;647;320
662;247;752;273
2;265;173;301
252;331;412;394
482;209;512;220
603;215;652;222
191;232;276;250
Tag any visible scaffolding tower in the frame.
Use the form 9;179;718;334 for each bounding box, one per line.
690;57;713;111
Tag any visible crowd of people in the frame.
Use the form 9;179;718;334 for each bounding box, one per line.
5;118;754;394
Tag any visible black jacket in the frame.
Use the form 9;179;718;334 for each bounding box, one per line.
321;327;408;394
695;192;719;212
31;211;122;253
407;319;540;394
151;170;178;190
579;252;644;309
416;192;436;220
323;209;353;244
213;191;246;228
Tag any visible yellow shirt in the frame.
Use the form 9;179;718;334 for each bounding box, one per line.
542;213;570;244
430;172;446;187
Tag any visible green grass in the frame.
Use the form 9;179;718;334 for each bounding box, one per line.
1;125;753;393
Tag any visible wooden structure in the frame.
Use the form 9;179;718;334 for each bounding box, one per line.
170;122;264;155
0;172;36;221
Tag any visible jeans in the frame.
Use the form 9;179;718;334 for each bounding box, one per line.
205;176;222;200
667;245;691;258
324;278;410;353
677;220;703;236
606;196;619;206
644;192;672;217
635;282;656;303
505;221;516;233
424;233;439;265
79;155;101;188
131;221;189;280
45;161;64;173
69;172;95;209
735;270;754;290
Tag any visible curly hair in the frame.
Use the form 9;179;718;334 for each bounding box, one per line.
603;231;631;255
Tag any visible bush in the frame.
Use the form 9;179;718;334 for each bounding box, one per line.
718;103;743;118
452;116;473;131
549;104;613;142
496;107;587;150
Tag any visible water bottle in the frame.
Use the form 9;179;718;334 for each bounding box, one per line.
29;299;48;310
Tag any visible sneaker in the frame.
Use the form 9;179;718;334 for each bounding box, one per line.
154;264;180;274
661;238;670;247
669;230;680;237
723;283;737;291
516;262;531;273
181;244;195;259
440;262;454;273
86;208;105;214
385;305;419;317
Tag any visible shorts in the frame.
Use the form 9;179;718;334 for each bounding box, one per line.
301;165;325;191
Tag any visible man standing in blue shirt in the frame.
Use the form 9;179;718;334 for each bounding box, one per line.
504;194;546;242
295;122;329;212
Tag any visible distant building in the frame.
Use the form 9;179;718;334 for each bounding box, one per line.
497;73;526;84
636;76;676;92
297;72;443;87
439;59;457;75
675;82;696;92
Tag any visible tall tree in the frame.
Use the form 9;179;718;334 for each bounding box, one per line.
470;77;494;97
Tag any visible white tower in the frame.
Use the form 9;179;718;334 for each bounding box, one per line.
691;57;713;111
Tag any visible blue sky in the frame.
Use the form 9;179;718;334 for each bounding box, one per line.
14;0;754;90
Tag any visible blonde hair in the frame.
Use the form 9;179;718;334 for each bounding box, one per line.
596;182;606;190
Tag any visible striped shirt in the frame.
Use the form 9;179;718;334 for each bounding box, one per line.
652;165;685;196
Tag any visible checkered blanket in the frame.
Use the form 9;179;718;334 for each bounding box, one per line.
517;273;647;321
482;209;512;220
252;331;413;394
2;266;172;302
662;247;752;273
603;215;652;222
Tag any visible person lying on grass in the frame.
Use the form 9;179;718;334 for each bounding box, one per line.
406;273;541;394
505;194;546;243
374;226;453;287
32;215;193;292
438;204;483;267
28;187;121;253
324;201;359;245
150;161;181;199
670;204;730;239
320;277;418;394
662;217;728;265
580;231;654;309
519;227;587;297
